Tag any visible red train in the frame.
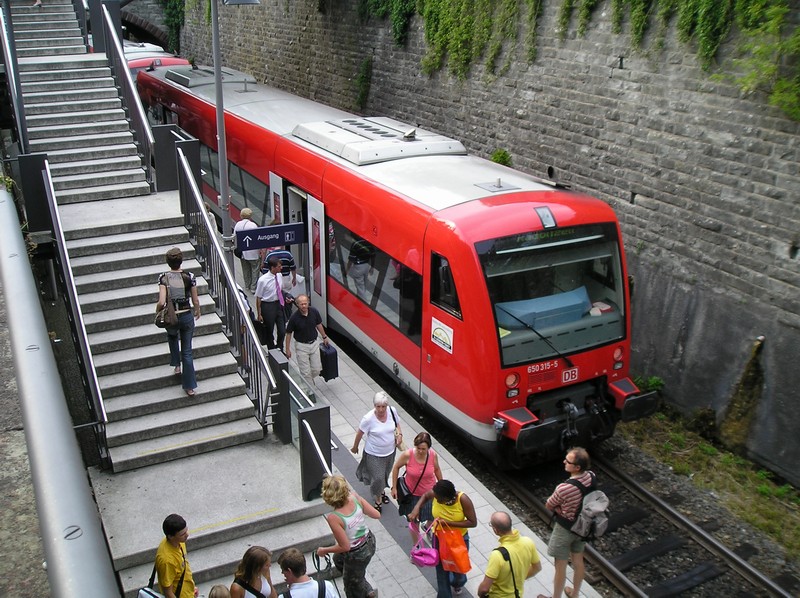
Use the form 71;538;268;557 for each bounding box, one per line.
137;65;658;465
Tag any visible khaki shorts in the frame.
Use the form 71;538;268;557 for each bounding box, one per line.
547;522;586;560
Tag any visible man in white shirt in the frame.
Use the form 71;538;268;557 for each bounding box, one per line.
255;257;286;350
233;208;261;292
277;548;339;598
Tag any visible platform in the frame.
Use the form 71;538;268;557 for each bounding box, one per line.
194;343;602;598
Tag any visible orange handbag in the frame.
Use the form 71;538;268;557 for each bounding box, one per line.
435;520;471;574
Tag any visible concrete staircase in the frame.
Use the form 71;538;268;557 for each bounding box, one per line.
65;214;265;473
11;0;151;204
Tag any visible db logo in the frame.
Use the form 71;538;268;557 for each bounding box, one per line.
562;368;579;383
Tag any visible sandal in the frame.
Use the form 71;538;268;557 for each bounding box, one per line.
173;366;181;375
373;501;383;513
381;493;390;504
185;389;196;396
564;589;575;598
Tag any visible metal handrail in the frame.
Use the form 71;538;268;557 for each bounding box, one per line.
0;188;119;597
176;147;277;425
302;420;333;477
100;4;155;189
42;161;109;464
0;0;29;153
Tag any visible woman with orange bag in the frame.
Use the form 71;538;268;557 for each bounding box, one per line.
409;479;476;597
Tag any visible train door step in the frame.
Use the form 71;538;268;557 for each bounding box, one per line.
609;534;686;571
644;562;724;597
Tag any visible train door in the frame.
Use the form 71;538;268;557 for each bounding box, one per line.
306;194;328;325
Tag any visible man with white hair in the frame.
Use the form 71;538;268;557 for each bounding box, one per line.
233;208;260;292
285;294;329;383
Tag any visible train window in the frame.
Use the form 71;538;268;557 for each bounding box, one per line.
327;219;421;344
430;253;462;319
477;223;626;366
200;144;218;195
240;169;270;225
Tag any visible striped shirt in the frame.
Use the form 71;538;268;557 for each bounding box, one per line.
546;470;594;522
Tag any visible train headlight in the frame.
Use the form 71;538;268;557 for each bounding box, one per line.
613;347;624;361
505;373;520;388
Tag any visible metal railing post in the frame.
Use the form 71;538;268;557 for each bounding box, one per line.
299;406;332;501
269;349;291;444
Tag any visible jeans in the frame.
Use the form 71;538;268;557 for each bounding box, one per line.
435;532;469;598
332;529;376;598
167;311;197;390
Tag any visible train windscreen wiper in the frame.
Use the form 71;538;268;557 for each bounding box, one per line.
495;305;575;369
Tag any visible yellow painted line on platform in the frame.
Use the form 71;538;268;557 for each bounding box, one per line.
191;508;282;533
136;431;237;456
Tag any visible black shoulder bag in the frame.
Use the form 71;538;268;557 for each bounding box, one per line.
234;576;268;598
140;545;187;598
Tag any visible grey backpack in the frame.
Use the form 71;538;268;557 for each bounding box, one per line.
566;473;609;540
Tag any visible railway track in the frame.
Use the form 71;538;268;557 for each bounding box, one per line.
497;457;793;597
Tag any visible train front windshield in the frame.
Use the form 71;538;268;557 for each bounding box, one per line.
477;223;626;367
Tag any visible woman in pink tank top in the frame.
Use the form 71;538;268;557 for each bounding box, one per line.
390;432;443;540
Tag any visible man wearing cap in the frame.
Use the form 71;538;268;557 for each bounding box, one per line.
233;208;261;292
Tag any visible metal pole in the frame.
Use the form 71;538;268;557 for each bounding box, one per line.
211;0;235;271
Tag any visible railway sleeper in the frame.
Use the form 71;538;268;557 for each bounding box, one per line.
606;505;649;533
644;562;724;598
609;534;686;572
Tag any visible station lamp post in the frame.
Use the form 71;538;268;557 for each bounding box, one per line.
211;0;259;270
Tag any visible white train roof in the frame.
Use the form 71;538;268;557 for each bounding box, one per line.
155;65;556;211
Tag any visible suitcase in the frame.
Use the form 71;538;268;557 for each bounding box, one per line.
319;343;339;381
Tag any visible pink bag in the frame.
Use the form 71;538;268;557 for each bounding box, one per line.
410;521;439;567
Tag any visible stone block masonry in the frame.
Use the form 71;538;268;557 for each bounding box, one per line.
179;0;800;486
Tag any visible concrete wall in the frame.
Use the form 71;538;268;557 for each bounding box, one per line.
180;1;800;485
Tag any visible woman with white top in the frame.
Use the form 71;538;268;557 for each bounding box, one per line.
230;546;277;598
351;391;403;511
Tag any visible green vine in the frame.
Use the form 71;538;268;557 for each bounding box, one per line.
363;0;799;120
577;0;601;37
355;57;373;111
163;0;185;54
491;148;512;165
525;0;543;62
556;0;576;40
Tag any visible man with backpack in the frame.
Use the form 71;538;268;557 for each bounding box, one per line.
277;548;339;598
477;511;541;597
538;447;595;598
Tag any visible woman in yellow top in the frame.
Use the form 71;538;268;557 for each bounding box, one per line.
410;479;477;598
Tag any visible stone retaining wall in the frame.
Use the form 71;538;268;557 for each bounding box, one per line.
179;1;800;485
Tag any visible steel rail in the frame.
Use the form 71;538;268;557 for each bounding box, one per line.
594;456;792;598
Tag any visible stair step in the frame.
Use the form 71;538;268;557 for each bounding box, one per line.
17;45;87;57
94;332;232;376
24;86;119;104
45;143;139;164
83;292;216;333
20;65;110;82
62;207;185;241
22;75;114;92
29;130;132;152
104;373;245;421
99;352;240;399
13;26;79;40
71;239;194;275
118;518;332;597
106;394;255;447
107;417;264;472
17;54;108;71
75;258;202;294
88;313;221;354
29;120;132;141
49;154;143;176
27;107;126;127
23;97;121;115
12;19;78;32
67;226;189;257
53;167;146;191
16;35;83;47
55;180;152;204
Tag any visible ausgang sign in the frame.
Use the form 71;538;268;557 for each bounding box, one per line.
235;222;306;251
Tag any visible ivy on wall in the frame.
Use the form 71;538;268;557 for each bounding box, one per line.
163;0;185;53
359;0;798;120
